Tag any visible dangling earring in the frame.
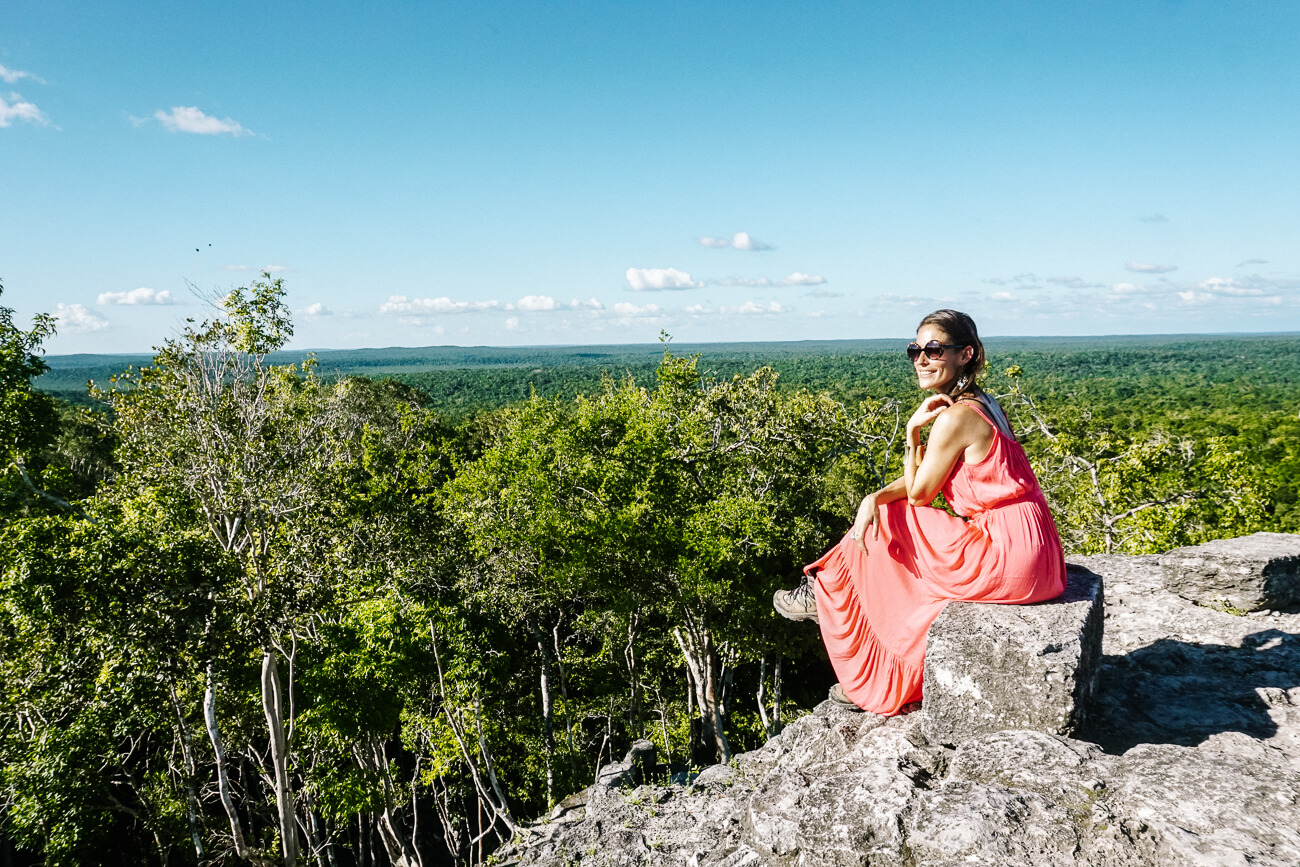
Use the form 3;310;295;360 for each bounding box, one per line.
954;374;970;394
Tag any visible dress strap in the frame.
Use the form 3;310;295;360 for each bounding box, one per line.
956;395;1017;442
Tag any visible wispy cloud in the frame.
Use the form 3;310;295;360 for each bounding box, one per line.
686;300;789;316
54;303;109;333
300;302;332;317
380;295;501;315
806;288;842;298
152;106;253;137
780;272;824;286
626;267;701;291
1236;258;1268;268
511;295;558;312
97;287;175;305
705;272;828;288
698;231;774;251
0;92;50;127
985;273;1041;288
1047;276;1106;290
612;302;661;316
0;64;44;84
1138;213;1169;223
728;301;788;315
989;291;1017;302
1125;261;1178;274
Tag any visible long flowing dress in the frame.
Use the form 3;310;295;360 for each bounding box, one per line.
806;401;1066;715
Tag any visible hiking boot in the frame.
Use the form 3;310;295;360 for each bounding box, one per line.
773;575;819;623
828;683;863;711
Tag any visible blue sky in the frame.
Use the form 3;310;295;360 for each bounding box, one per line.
3;1;1298;354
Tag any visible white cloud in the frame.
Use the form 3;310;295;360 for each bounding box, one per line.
1177;290;1214;306
985;273;1040;288
990;292;1017;302
1047;276;1105;290
1109;282;1146;295
726;301;788;315
0;92;50;127
0;64;44;84
683;304;711;315
1199;277;1264;297
1236;258;1268;267
1125;261;1178;274
698;231;774;251
504;317;520;330
300;302;332;317
806;288;842;298
379;295;500;315
53;303;109;333
780;272;825;286
154;106;253;137
97;287;174;305
569;298;603;310
612;302;660;316
626;267;701;291
515;295;558;312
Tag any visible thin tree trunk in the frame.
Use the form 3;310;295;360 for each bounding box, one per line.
168;681;205;860
262;651;299;866
673;624;732;764
624;611;642;736
527;618;556;805
553;622;575;754
773;655;783;736
204;666;275;866
428;619;519;838
354;738;420;867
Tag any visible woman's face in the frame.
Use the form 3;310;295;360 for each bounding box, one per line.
912;324;970;392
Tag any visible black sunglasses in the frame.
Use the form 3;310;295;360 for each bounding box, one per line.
906;341;965;361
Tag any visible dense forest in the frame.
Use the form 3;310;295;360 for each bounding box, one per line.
2;275;1296;866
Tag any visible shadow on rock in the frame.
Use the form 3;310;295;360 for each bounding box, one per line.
1081;628;1300;754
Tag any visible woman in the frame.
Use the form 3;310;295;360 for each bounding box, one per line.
773;309;1065;713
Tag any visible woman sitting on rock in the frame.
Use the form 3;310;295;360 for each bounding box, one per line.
774;309;1066;713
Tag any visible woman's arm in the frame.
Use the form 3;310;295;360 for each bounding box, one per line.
851;475;905;547
905;399;989;505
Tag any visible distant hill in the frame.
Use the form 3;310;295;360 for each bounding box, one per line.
35;332;1300;405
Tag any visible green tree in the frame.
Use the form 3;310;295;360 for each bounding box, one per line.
0;280;64;516
99;274;348;865
997;370;1267;554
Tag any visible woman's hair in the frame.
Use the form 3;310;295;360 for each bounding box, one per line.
917;309;985;397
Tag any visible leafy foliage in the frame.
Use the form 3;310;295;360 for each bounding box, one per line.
2;279;1294;864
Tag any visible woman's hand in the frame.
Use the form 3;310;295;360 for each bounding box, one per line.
850;491;881;551
907;392;955;437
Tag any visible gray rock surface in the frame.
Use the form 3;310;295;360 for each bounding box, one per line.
922;563;1103;746
1159;531;1300;611
496;539;1300;866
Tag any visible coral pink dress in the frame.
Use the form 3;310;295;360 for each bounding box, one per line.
807;401;1065;715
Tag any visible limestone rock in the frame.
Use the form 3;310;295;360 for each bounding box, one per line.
1159;531;1300;611
921;563;1104;746
497;538;1300;867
